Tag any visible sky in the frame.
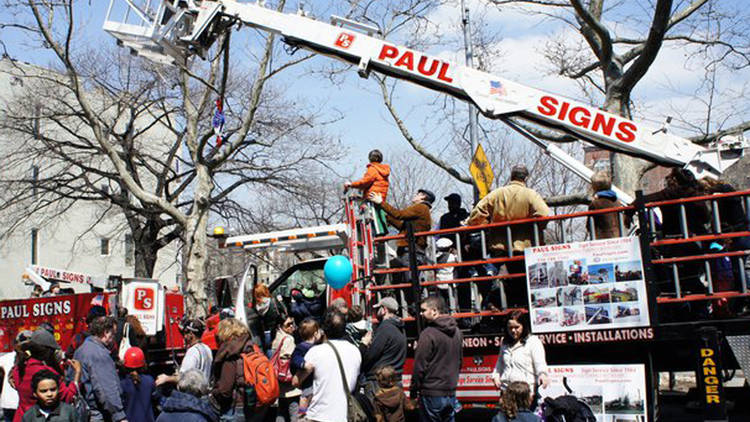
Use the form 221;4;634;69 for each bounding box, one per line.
1;0;748;212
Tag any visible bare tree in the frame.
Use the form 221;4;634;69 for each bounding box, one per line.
489;0;750;193
1;0;341;315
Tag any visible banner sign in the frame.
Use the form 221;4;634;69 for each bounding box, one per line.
540;364;647;421
0;293;110;352
525;236;650;334
31;265;107;288
122;280;165;336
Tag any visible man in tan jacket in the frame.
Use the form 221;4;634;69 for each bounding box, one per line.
465;165;550;307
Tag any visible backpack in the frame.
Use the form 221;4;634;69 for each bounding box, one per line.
241;344;280;409
542;395;596;422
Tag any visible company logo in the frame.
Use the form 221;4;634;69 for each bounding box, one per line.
334;32;355;49
537;95;638;143
134;288;154;310
377;44;454;83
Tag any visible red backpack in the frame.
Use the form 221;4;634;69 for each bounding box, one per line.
241;344;280;408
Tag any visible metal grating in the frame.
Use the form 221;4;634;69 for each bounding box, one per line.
726;335;750;379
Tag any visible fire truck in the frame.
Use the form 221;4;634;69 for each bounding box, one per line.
100;1;750;420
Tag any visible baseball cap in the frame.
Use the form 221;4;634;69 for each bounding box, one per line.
444;193;461;202
418;189;436;204
15;330;33;344
181;318;205;335
30;328;60;350
374;297;399;312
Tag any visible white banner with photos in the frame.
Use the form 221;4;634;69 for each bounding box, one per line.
525;237;649;333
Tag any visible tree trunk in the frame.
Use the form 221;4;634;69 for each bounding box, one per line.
133;225;160;278
183;166;213;317
605;92;650;197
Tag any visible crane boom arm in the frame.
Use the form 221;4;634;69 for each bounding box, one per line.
104;0;746;179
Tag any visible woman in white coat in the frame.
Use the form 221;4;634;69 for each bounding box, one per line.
492;311;549;398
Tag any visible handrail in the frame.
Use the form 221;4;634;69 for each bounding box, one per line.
644;188;750;208
374;205;635;242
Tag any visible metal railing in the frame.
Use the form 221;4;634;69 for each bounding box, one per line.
365;189;750;324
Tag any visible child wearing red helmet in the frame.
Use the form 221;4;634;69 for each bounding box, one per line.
119;347;160;422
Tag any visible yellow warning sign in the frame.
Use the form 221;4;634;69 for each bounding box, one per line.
469;143;494;198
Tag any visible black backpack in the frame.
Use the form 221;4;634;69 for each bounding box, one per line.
542;395;597;422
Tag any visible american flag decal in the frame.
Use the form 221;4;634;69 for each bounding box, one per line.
489;80;506;96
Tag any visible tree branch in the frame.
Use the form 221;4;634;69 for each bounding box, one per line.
377;76;472;185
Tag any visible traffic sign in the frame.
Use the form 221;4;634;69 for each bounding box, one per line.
469;143;494;198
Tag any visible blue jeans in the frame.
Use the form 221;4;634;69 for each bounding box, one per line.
221;406;268;422
419;395;458;422
3;409;15;422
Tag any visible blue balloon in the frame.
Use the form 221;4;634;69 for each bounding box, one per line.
324;255;353;290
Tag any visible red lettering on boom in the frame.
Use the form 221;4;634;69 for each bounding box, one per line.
592;113;615;136
437;62;453;83
378;45;398;60
395;51;414;70
377;44;453;83
536;95;638;143
417;56;439;76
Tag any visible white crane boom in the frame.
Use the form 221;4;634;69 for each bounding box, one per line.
103;0;747;190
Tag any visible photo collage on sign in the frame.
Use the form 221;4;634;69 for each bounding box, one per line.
541;364;647;422
529;255;646;332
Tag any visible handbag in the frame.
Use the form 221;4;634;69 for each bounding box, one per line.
72;382;90;422
326;341;369;422
271;336;293;383
118;322;131;361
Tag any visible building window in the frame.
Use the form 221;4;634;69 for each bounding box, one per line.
31;165;39;199
100;238;110;256
125;234;134;266
31;228;38;265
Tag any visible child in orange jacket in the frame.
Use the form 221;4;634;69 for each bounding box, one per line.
345;149;390;235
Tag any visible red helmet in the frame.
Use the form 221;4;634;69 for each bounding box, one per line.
122;347;146;369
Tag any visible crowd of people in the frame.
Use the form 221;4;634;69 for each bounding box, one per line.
0;290;552;422
2;151;747;422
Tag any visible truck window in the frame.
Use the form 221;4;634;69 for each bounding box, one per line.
275;268;326;299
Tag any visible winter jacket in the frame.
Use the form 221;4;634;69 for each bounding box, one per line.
361;317;407;382
409;316;462;397
11;359;78;422
344;320;369;349
492;335;548;393
290;341;314;391
74;336;126;422
271;330;300;398
210;334;254;411
246;298;287;351
155;391;219;422
707;182;749;232
491;409;541;422
373;386;415;422
290;295;324;322
642;186;709;236
466;181;550;253
380;201;432;248
21;403;76;422
120;374;158;422
350;162;391;200
588;190;621;239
